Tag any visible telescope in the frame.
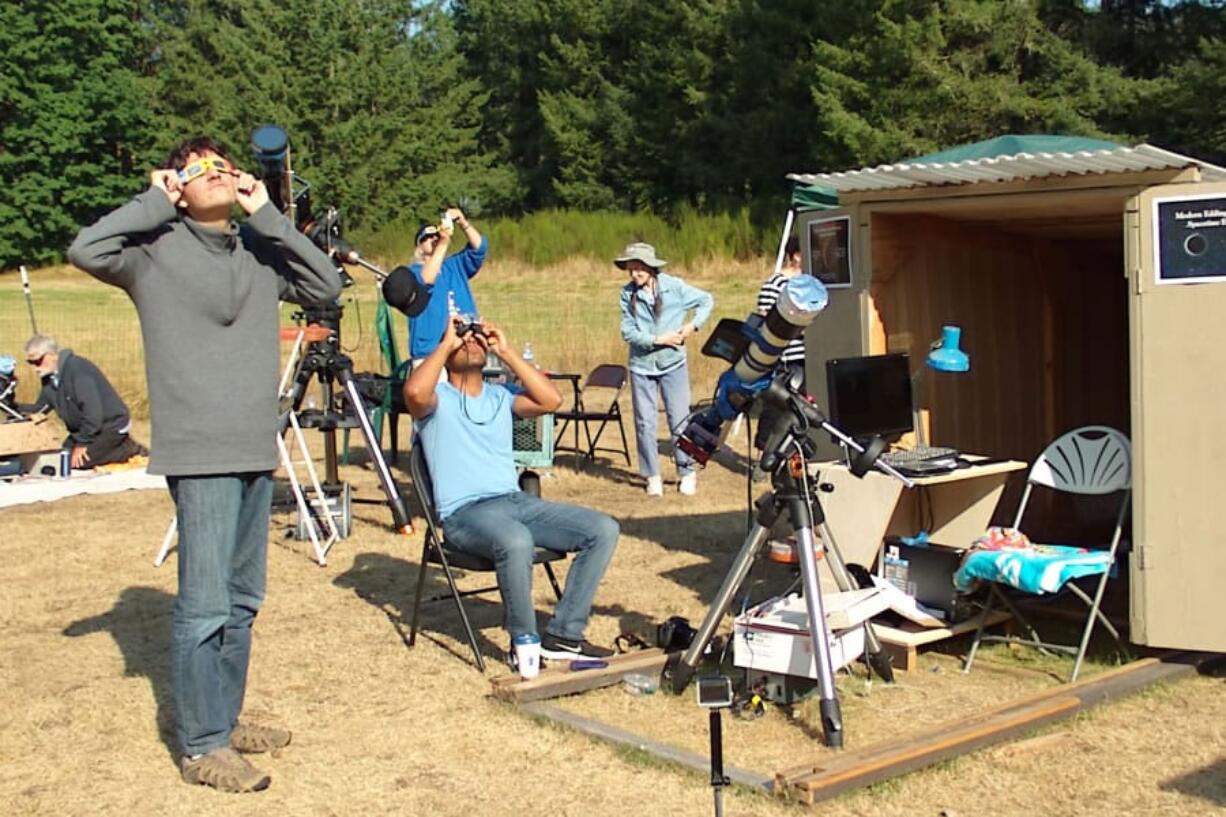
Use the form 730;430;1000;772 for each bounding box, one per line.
676;275;828;465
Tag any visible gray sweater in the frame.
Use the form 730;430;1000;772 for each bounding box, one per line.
67;190;342;476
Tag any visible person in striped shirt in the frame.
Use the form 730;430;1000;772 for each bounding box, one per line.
754;236;810;451
754;236;808;369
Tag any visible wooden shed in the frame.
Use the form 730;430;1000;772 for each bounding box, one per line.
791;135;1226;652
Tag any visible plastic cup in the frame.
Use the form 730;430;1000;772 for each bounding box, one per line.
512;632;541;679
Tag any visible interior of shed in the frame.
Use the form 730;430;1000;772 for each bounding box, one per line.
864;190;1132;548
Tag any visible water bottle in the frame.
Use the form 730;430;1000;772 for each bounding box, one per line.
522;342;536;368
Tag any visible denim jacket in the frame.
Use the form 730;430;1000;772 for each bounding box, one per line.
619;272;714;375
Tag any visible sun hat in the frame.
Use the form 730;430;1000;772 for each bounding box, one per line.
614;242;667;270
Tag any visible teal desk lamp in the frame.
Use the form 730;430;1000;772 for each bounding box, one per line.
927;325;970;373
914;325;969;445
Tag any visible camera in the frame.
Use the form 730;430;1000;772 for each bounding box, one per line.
441;212;454;231
696;675;734;709
453;314;485;338
657;615;697;652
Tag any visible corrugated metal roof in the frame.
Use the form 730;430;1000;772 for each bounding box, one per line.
788;144;1226;194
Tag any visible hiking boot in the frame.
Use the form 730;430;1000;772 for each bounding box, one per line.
180;747;270;793
231;722;292;754
540;633;615;661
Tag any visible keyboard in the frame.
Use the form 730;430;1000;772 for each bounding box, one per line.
880;445;960;469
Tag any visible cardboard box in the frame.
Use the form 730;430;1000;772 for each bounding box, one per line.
0;417;63;457
733;589;889;681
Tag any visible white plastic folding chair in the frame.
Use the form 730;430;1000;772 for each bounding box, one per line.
962;425;1131;682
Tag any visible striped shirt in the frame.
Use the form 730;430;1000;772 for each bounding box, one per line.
755;272;807;365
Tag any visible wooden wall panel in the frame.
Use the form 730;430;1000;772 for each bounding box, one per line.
866;213;1130;540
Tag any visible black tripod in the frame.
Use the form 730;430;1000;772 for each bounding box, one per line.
668;378;912;747
280;302;412;539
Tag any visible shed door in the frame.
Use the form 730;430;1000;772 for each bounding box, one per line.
1127;182;1226;650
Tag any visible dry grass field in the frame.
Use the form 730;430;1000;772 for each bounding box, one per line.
2;262;1224;815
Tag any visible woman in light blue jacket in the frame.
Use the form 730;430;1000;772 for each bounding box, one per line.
616;242;714;496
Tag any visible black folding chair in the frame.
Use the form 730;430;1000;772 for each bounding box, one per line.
406;445;564;672
552;364;631;464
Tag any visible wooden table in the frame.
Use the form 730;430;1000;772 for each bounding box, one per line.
810;456;1028;669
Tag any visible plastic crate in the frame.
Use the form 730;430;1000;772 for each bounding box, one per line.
512;413;555;469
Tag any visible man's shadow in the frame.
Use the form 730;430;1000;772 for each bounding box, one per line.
63;586;177;760
332;552;508;668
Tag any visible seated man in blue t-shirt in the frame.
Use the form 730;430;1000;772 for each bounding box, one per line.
405;316;619;661
407;207;488;364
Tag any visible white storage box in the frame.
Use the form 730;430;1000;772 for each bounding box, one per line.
733;589;889;681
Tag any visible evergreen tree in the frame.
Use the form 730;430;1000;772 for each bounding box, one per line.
807;0;1145;169
0;0;159;267
148;0;513;240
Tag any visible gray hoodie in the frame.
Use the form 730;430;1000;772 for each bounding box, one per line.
67;190;342;476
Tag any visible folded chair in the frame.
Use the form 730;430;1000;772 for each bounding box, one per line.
341;296;408;465
406;444;564;672
553;364;631;464
960;425;1131;682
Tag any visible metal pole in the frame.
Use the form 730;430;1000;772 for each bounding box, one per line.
772;209;795;277
19;265;38;334
710;708;727;817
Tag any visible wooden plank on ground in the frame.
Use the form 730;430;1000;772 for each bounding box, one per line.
779;696;1081;804
520;701;774;790
490;648;668;704
773;655;1197;805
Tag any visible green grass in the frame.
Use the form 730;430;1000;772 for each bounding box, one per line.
0;256;770;418
361;205;781;269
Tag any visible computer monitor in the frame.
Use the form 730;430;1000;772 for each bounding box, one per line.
825;353;914;440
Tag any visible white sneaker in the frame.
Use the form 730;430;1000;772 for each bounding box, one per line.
645;476;664;496
679;473;697;496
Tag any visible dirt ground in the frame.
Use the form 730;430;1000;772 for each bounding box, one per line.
2;423;1224;816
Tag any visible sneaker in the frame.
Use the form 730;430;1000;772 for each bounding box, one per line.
679;472;697;496
645;475;663;496
180;747;270;793
231;722;292;754
540;633;616;661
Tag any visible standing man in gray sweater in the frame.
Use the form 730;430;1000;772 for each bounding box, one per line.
68;136;342;793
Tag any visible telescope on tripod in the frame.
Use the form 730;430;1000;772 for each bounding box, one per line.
250;124;428;546
667;275;913;748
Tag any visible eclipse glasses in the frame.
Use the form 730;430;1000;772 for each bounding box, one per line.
177;156;235;185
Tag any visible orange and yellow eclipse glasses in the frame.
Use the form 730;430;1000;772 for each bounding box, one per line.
177;156;235;185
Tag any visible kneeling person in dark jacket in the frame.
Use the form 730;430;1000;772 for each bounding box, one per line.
25;334;144;469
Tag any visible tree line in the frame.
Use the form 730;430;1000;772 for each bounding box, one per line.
2;0;1224;268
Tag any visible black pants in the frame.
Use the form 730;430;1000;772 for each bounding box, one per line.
78;427;146;468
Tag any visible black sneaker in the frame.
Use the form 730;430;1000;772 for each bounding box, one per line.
540;633;615;660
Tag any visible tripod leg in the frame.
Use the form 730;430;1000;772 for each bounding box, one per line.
288;411;341;548
277;433;328;566
336;367;413;534
670;523;772;694
817;520;894;683
794;525;844;748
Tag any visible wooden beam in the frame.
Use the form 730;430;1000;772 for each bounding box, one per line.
490;649;669;704
520;701;775;790
773;655;1198;805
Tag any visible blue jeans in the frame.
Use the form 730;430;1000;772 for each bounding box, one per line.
167;472;272;756
443;493;619;640
629;363;695;479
